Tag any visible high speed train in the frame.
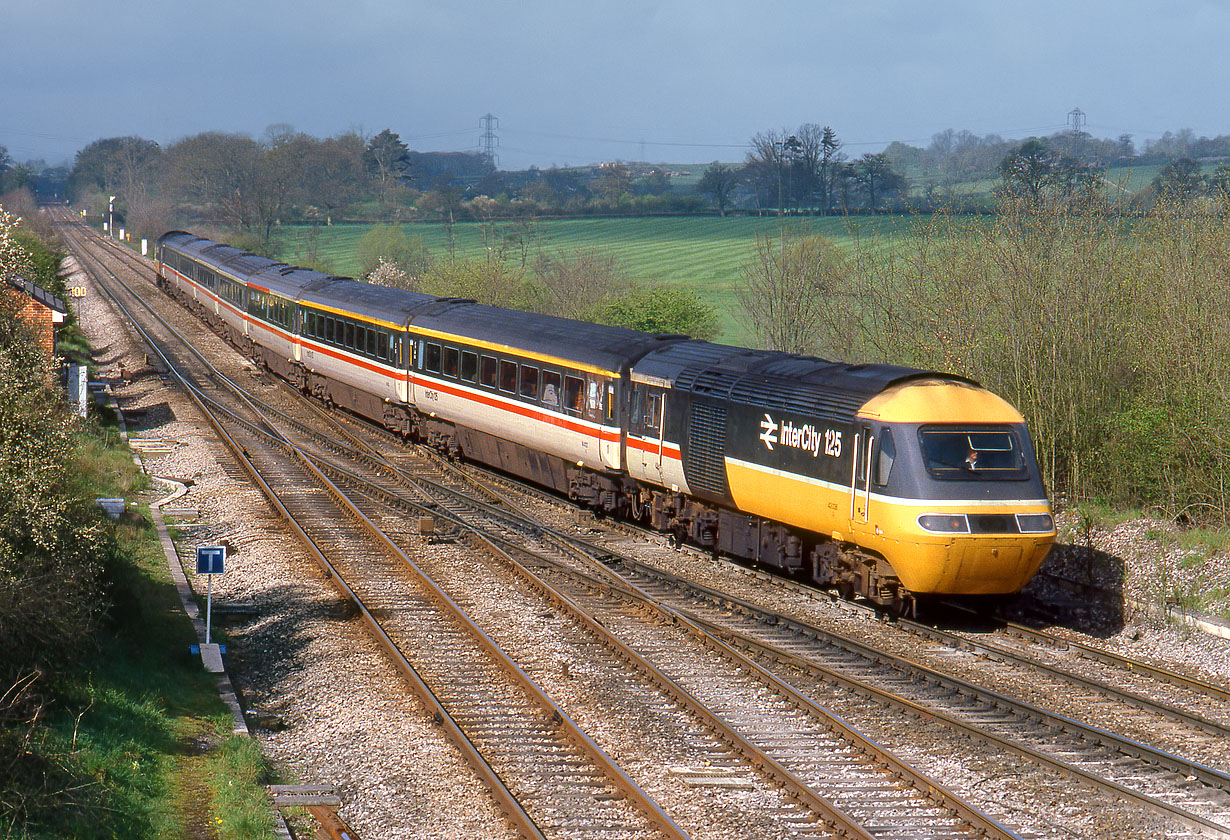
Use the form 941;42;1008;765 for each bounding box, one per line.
156;230;1056;614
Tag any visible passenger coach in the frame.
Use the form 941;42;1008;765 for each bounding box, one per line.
156;230;1056;614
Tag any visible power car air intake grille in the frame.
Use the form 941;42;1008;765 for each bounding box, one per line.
685;403;729;497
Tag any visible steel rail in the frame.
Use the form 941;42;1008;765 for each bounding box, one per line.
58;219;659;840
896;610;1230;737
400;455;1230;838
79;223;1014;839
308;438;1022;840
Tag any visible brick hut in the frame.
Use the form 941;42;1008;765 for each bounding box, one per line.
6;276;68;358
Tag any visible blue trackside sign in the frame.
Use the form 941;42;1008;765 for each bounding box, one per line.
196;545;226;575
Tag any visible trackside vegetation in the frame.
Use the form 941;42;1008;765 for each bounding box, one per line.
734;192;1230;524
0;200;276;838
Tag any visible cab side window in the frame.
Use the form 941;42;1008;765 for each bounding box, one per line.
631;388;661;433
876;429;896;486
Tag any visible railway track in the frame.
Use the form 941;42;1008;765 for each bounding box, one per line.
380;453;1230;838
326;407;1230;839
59;218;1029;839
58;219;685;840
59;216;1230;838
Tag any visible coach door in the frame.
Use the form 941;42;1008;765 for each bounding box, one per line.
589;375;621;470
630;383;665;483
849;425;875;530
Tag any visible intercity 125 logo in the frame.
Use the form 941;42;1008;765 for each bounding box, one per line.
760;413;842;457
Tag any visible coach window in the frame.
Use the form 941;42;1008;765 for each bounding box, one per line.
480;355;498;388
378;331;389;362
606;383;617;423
520;364;539;400
461;351;478;383
342;322;354;350
541;370;561;408
564;376;584;415
443;347;459;379
499;360;518;393
425;342;442;373
324;317;335;343
367;328;378;357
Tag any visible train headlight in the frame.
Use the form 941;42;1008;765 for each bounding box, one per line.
917;514;971;533
1015;513;1054;533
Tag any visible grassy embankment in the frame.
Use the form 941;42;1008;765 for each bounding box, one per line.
15;405;279;839
0;206;279;837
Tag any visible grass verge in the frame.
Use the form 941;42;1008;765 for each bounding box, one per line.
9;415;279;839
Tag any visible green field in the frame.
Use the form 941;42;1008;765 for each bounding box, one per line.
273;215;913;344
270;158;1185;345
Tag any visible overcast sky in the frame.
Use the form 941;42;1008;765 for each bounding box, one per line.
4;0;1226;169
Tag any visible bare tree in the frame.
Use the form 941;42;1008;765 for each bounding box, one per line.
735;230;853;355
530;248;632;320
163;132;264;231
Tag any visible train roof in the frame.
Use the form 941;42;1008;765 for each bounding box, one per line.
299;278;440;328
407;298;685;375
632;339;973;423
159;231;346;296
